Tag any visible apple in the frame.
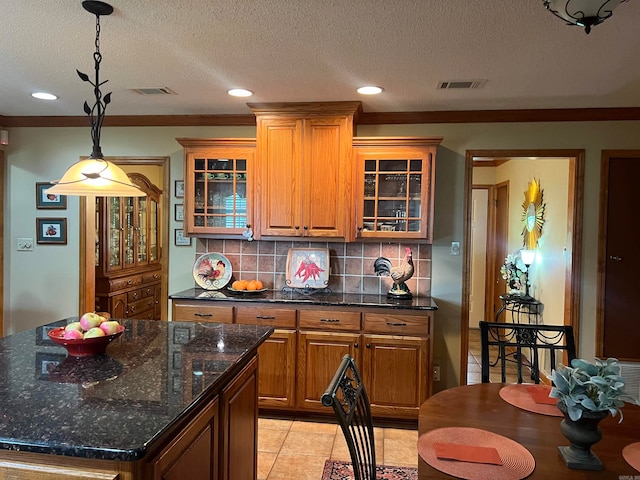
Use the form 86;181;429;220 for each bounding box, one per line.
64;321;83;332
79;312;103;331
100;320;121;335
83;327;106;339
63;329;84;340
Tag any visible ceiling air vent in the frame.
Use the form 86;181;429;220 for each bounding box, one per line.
131;87;177;95
438;80;487;90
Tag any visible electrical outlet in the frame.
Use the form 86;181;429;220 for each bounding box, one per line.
433;365;441;382
450;241;460;256
17;238;34;251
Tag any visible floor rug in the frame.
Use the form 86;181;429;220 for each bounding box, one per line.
322;459;418;480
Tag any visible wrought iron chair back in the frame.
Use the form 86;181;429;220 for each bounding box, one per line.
321;354;376;480
479;321;576;383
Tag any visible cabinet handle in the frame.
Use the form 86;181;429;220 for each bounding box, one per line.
303;226;308;230
357;226;363;231
294;226;300;230
366;343;371;348
386;322;407;327
194;313;213;317
320;318;340;323
246;224;251;228
130;305;136;312
132;292;139;299
153;274;159;279
354;342;359;348
127;279;133;285
256;315;276;320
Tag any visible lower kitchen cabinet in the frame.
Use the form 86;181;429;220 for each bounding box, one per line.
256;329;296;408
361;335;428;419
296;331;360;412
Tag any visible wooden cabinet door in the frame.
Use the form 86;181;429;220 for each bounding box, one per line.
150;398;218;480
220;357;258;480
296;331;360;411
256;117;303;236
361;334;428;419
302;116;353;238
257;329;296;409
111;293;127;319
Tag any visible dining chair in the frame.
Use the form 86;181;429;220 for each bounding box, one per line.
321;354;376;480
479;320;576;383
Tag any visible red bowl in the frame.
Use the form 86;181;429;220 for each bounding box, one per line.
48;325;125;357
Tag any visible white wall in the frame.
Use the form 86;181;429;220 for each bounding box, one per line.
6;120;640;389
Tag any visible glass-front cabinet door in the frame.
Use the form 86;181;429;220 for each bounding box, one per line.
354;137;441;242
177;138;256;237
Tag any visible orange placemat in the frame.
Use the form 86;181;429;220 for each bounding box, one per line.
500;384;563;417
418;427;535;480
623;442;640;472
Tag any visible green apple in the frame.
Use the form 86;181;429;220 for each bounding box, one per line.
83;327;106;339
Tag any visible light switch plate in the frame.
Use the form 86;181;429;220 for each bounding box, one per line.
17;238;34;251
450;241;460;256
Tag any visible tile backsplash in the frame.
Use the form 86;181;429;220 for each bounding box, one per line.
195;239;432;297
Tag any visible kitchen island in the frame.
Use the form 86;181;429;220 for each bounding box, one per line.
0;318;273;480
170;288;436;420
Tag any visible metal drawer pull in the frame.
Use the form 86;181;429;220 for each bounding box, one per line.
386;322;407;327
194;313;213;317
320;318;340;323
256;315;276;320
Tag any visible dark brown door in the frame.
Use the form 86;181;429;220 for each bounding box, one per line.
489;182;509;321
602;156;639;360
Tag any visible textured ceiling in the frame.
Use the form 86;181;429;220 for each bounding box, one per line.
1;0;640;117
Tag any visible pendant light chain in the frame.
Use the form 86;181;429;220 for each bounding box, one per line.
89;12;107;158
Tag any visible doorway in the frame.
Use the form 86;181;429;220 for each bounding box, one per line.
461;150;585;384
78;157;170;320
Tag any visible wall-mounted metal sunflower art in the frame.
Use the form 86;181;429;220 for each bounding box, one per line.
521;178;545;249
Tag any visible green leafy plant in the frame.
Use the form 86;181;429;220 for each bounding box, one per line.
550;357;638;423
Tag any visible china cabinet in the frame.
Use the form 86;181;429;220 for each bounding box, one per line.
353;137;442;242
95;173;162;319
248;102;360;239
176;138;255;237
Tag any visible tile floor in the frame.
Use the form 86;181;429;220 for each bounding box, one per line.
467;328;528;384
257;417;418;480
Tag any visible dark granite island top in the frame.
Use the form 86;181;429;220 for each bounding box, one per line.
0;318;272;465
170;288;438;311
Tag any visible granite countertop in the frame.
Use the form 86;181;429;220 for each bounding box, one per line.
170;288;438;310
0;318;272;461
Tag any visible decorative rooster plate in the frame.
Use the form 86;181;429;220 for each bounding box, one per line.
192;253;233;290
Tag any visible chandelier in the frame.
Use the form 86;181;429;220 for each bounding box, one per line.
47;1;144;197
543;0;628;34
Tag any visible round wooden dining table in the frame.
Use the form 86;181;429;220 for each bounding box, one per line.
418;383;640;479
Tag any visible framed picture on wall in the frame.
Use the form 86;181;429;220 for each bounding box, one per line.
175;180;184;198
174;229;191;246
36;182;66;209
36;218;67;244
175;204;184;221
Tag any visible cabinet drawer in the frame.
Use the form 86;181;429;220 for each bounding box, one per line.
127;288;143;303
236;306;296;328
141;285;155;298
299;309;361;331
363;312;429;336
127;296;155;317
110;274;143;291
142;271;161;284
173;301;234;323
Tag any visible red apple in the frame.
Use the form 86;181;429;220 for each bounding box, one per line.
100;320;121;335
83;327;106;339
79;312;103;331
64;321;83;332
63;329;84;340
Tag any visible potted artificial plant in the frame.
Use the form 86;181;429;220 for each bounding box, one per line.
550;357;638;471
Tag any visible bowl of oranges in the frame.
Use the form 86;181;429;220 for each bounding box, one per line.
228;279;267;294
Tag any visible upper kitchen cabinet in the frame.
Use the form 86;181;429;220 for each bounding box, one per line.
177;138;256;237
248;102;361;239
353;137;442;242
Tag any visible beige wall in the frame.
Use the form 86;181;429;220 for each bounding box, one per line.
5;120;640;390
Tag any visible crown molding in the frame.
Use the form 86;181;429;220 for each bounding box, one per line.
3;107;640;128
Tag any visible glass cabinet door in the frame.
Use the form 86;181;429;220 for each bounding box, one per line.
124;197;135;267
191;155;248;233
137;196;147;264
108;197;123;270
149;198;158;263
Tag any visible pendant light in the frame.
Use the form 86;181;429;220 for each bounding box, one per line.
47;1;144;197
543;0;628;34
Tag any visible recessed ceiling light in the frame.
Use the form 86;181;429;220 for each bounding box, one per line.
31;92;58;101
228;88;253;97
357;86;384;95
